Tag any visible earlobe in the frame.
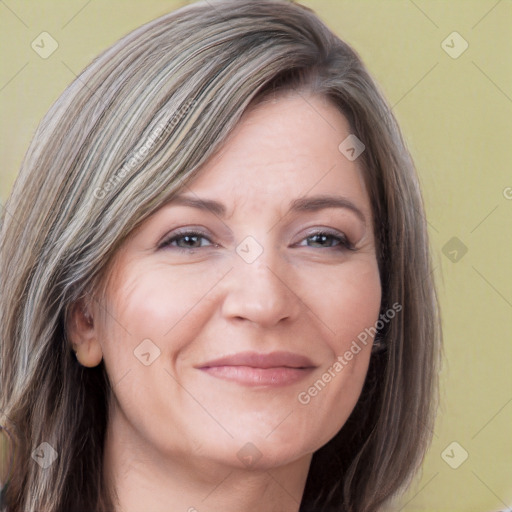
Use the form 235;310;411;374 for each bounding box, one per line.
74;341;103;368
67;299;103;368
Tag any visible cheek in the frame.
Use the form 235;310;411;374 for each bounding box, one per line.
95;251;382;459
96;263;227;379
337;265;381;353
293;260;381;441
301;259;382;354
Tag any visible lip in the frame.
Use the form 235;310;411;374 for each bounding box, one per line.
196;351;316;387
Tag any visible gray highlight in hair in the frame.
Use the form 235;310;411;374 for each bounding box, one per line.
0;1;441;511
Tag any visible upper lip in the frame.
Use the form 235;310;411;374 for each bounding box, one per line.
197;351;316;369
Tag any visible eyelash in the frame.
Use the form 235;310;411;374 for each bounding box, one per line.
159;229;356;252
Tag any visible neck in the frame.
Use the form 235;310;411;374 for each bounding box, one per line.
102;406;312;512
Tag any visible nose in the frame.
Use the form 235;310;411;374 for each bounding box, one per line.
220;244;302;328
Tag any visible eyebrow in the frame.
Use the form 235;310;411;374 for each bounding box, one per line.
167;193;367;224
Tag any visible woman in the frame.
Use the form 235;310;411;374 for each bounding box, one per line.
0;1;442;511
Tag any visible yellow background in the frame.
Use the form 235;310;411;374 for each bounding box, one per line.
1;1;511;510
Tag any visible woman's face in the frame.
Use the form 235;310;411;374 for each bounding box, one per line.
86;92;381;472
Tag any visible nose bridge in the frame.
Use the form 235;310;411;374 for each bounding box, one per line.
220;235;301;327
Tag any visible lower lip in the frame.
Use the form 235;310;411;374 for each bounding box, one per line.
200;366;314;386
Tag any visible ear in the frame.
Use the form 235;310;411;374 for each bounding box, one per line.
66;298;103;368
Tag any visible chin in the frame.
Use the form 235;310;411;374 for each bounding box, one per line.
229;441;312;472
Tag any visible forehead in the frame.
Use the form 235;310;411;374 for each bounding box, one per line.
178;92;370;217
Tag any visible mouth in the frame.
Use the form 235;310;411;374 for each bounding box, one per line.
196;351;316;387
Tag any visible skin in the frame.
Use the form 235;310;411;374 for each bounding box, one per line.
68;92;382;512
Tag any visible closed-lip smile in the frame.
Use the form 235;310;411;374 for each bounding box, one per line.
196;351;316;386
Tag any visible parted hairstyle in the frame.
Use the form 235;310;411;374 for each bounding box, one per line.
0;1;442;511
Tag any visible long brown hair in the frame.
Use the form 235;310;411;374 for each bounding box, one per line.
0;1;441;511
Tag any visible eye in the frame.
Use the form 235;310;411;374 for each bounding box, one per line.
297;230;355;251
159;230;215;251
158;228;355;252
